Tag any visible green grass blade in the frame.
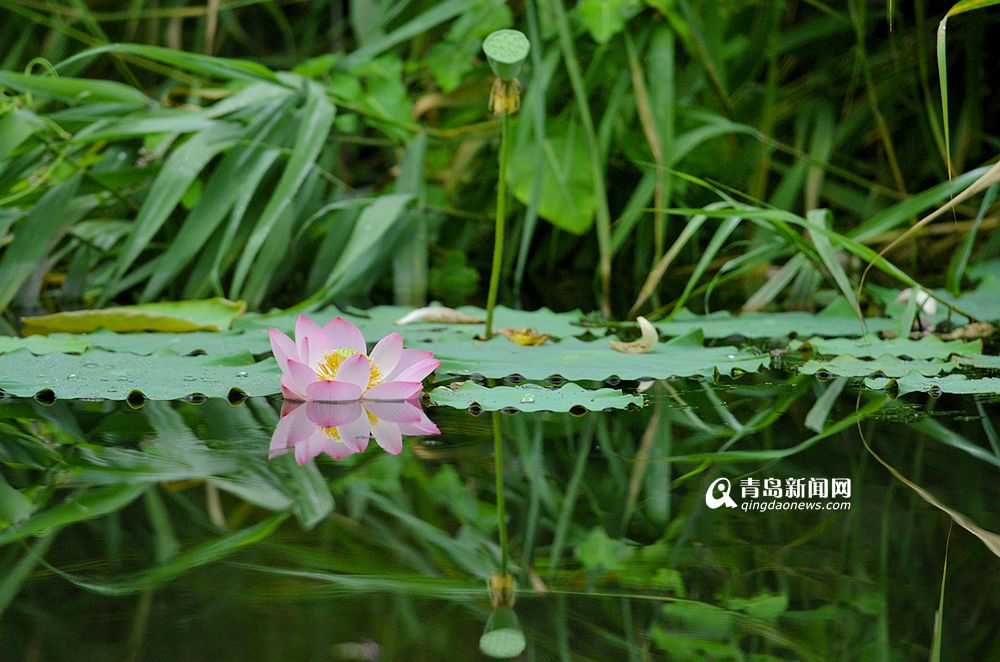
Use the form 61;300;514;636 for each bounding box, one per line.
0;484;148;546
0;71;151;106
0;173;83;311
230;87;334;297
57;43;282;83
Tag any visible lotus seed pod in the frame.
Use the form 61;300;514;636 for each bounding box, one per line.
479;606;526;659
483;29;530;81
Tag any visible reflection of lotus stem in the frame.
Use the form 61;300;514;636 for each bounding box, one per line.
492;411;509;573
485;111;511;337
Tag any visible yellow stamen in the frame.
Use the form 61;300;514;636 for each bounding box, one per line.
315;348;385;391
322;426;342;441
316;348;358;381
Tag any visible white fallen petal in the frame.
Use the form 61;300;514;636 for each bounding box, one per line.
895;287;937;316
395;306;483;325
610;316;659;354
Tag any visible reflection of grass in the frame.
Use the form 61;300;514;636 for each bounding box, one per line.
1;380;998;658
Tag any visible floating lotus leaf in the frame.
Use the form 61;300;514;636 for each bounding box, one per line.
237;305;588;340
431;330;768;381
0;349;279;401
0;329;271;357
21;298;246;334
956;354;1000;370
865;373;1000;396
795;335;982;360
800;354;963;379
428;382;643;412
653;298;895;339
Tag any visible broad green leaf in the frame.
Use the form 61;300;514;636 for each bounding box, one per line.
21;298;247;334
508;122;595;234
576;527;634;571
0;350;278;400
576;0;642;44
428;382;643;412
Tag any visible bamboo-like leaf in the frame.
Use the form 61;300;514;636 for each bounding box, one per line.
230;88;334;297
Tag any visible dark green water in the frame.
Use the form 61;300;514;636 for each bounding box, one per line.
1;377;998;661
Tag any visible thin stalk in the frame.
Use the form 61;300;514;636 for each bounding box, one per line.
492;411;509;573
485;112;511;337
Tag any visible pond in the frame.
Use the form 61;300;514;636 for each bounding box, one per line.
2;376;998;660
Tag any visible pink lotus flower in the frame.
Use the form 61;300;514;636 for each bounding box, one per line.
269;399;440;464
269;316;440;402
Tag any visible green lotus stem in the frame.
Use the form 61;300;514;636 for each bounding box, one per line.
492;410;509;574
485;111;510;338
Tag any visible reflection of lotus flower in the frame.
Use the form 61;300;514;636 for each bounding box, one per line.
269;316;440;402
269;399;440;465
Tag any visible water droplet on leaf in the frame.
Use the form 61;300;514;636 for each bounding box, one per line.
519;396;535;404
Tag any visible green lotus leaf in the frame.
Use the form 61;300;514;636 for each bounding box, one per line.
21;298;247;335
653;298;895;339
800;354;962;379
431;330;768;381
0;349;278;401
865;372;1000;396
794;334;982;360
428;382;642;412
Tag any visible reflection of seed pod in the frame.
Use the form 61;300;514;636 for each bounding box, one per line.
483;29;530;81
480;606;526;659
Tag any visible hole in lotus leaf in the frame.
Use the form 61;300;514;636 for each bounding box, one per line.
500;406;519;415
928;385;943;398
546;375;566;385
126;390;146;409
870;370;888;379
185;393;207;405
468;403;483;415
503;374;525;384
569;404;588;417
228;387;248;406
814;369;833;381
34;389;55;405
605;375;621;386
186;349;207;357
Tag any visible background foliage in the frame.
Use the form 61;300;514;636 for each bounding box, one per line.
0;0;998;327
